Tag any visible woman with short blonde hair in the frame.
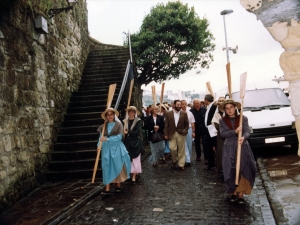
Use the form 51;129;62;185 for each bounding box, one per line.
145;105;165;167
123;106;143;184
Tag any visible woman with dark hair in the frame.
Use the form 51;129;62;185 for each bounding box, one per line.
145;105;165;167
123;106;143;184
97;108;131;195
219;99;256;204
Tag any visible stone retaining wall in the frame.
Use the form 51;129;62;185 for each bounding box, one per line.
0;0;89;211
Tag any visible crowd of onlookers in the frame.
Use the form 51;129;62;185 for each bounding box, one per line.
97;95;257;204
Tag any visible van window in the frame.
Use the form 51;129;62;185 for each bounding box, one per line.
232;88;290;110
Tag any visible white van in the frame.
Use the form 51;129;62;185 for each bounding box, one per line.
217;81;298;149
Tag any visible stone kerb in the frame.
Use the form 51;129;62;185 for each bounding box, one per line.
0;0;90;212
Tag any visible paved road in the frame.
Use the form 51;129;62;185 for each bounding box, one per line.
258;146;300;225
59;150;276;225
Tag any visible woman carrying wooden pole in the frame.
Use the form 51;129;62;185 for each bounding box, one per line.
218;73;256;204
92;84;117;183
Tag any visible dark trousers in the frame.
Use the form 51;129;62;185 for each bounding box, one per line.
204;130;216;167
194;133;202;158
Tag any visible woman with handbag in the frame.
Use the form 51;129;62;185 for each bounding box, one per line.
123;106;143;184
97;108;131;195
145;105;165;167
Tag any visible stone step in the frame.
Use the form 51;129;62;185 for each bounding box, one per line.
79;72;125;82
68;98;125;108
85;59;129;65
88;49;128;56
58;125;99;135
56;132;98;143
66;106;107;114
50;149;97;161
53;140;96;151
48;159;96;171
71;89;121;97
46;169;101;180
61;118;102;127
62;104;128;121
82;67;126;74
69;93;129;104
78;80;123;90
83;64;127;74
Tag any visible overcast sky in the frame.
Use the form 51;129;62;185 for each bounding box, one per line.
86;0;284;93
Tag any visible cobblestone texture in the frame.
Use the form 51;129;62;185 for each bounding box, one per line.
60;149;276;225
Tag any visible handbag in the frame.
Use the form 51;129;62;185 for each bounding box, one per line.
150;131;164;143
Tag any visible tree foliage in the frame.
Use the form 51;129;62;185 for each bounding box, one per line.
127;1;215;87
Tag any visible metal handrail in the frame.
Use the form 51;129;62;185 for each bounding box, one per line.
114;60;131;110
114;32;133;110
128;30;133;63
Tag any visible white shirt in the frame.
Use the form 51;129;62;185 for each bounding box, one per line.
173;110;180;127
182;109;195;128
205;102;214;127
152;116;157;125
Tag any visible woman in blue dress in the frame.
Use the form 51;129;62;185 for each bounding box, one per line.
97;107;131;195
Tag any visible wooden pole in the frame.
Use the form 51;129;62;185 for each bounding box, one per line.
226;63;232;99
127;79;134;108
151;85;157;105
235;72;247;185
92;83;117;183
206;82;214;97
160;83;165;113
125;76;135;134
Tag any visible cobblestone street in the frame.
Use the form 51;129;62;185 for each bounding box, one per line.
60;149;276;225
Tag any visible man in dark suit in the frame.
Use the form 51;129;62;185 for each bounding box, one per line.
164;100;189;170
190;98;206;161
204;94;217;170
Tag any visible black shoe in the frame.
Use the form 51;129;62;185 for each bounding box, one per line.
116;187;122;193
162;159;166;164
204;165;211;170
230;194;237;202
237;198;245;204
184;162;191;167
101;190;110;195
132;180;136;184
153;163;157;167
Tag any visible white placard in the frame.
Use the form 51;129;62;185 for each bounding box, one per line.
207;124;217;137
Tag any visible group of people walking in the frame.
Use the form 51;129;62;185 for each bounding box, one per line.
96;106;143;195
96;95;257;204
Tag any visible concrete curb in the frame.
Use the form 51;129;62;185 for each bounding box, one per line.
257;157;289;225
43;146;151;225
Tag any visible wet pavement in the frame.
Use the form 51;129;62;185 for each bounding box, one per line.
0;145;279;225
0;179;102;225
57;153;275;224
258;146;300;225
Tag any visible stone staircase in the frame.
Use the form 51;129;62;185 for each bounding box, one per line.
47;46;131;180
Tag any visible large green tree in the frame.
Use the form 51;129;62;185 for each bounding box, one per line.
127;1;215;87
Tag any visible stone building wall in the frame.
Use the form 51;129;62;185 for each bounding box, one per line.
0;0;90;211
